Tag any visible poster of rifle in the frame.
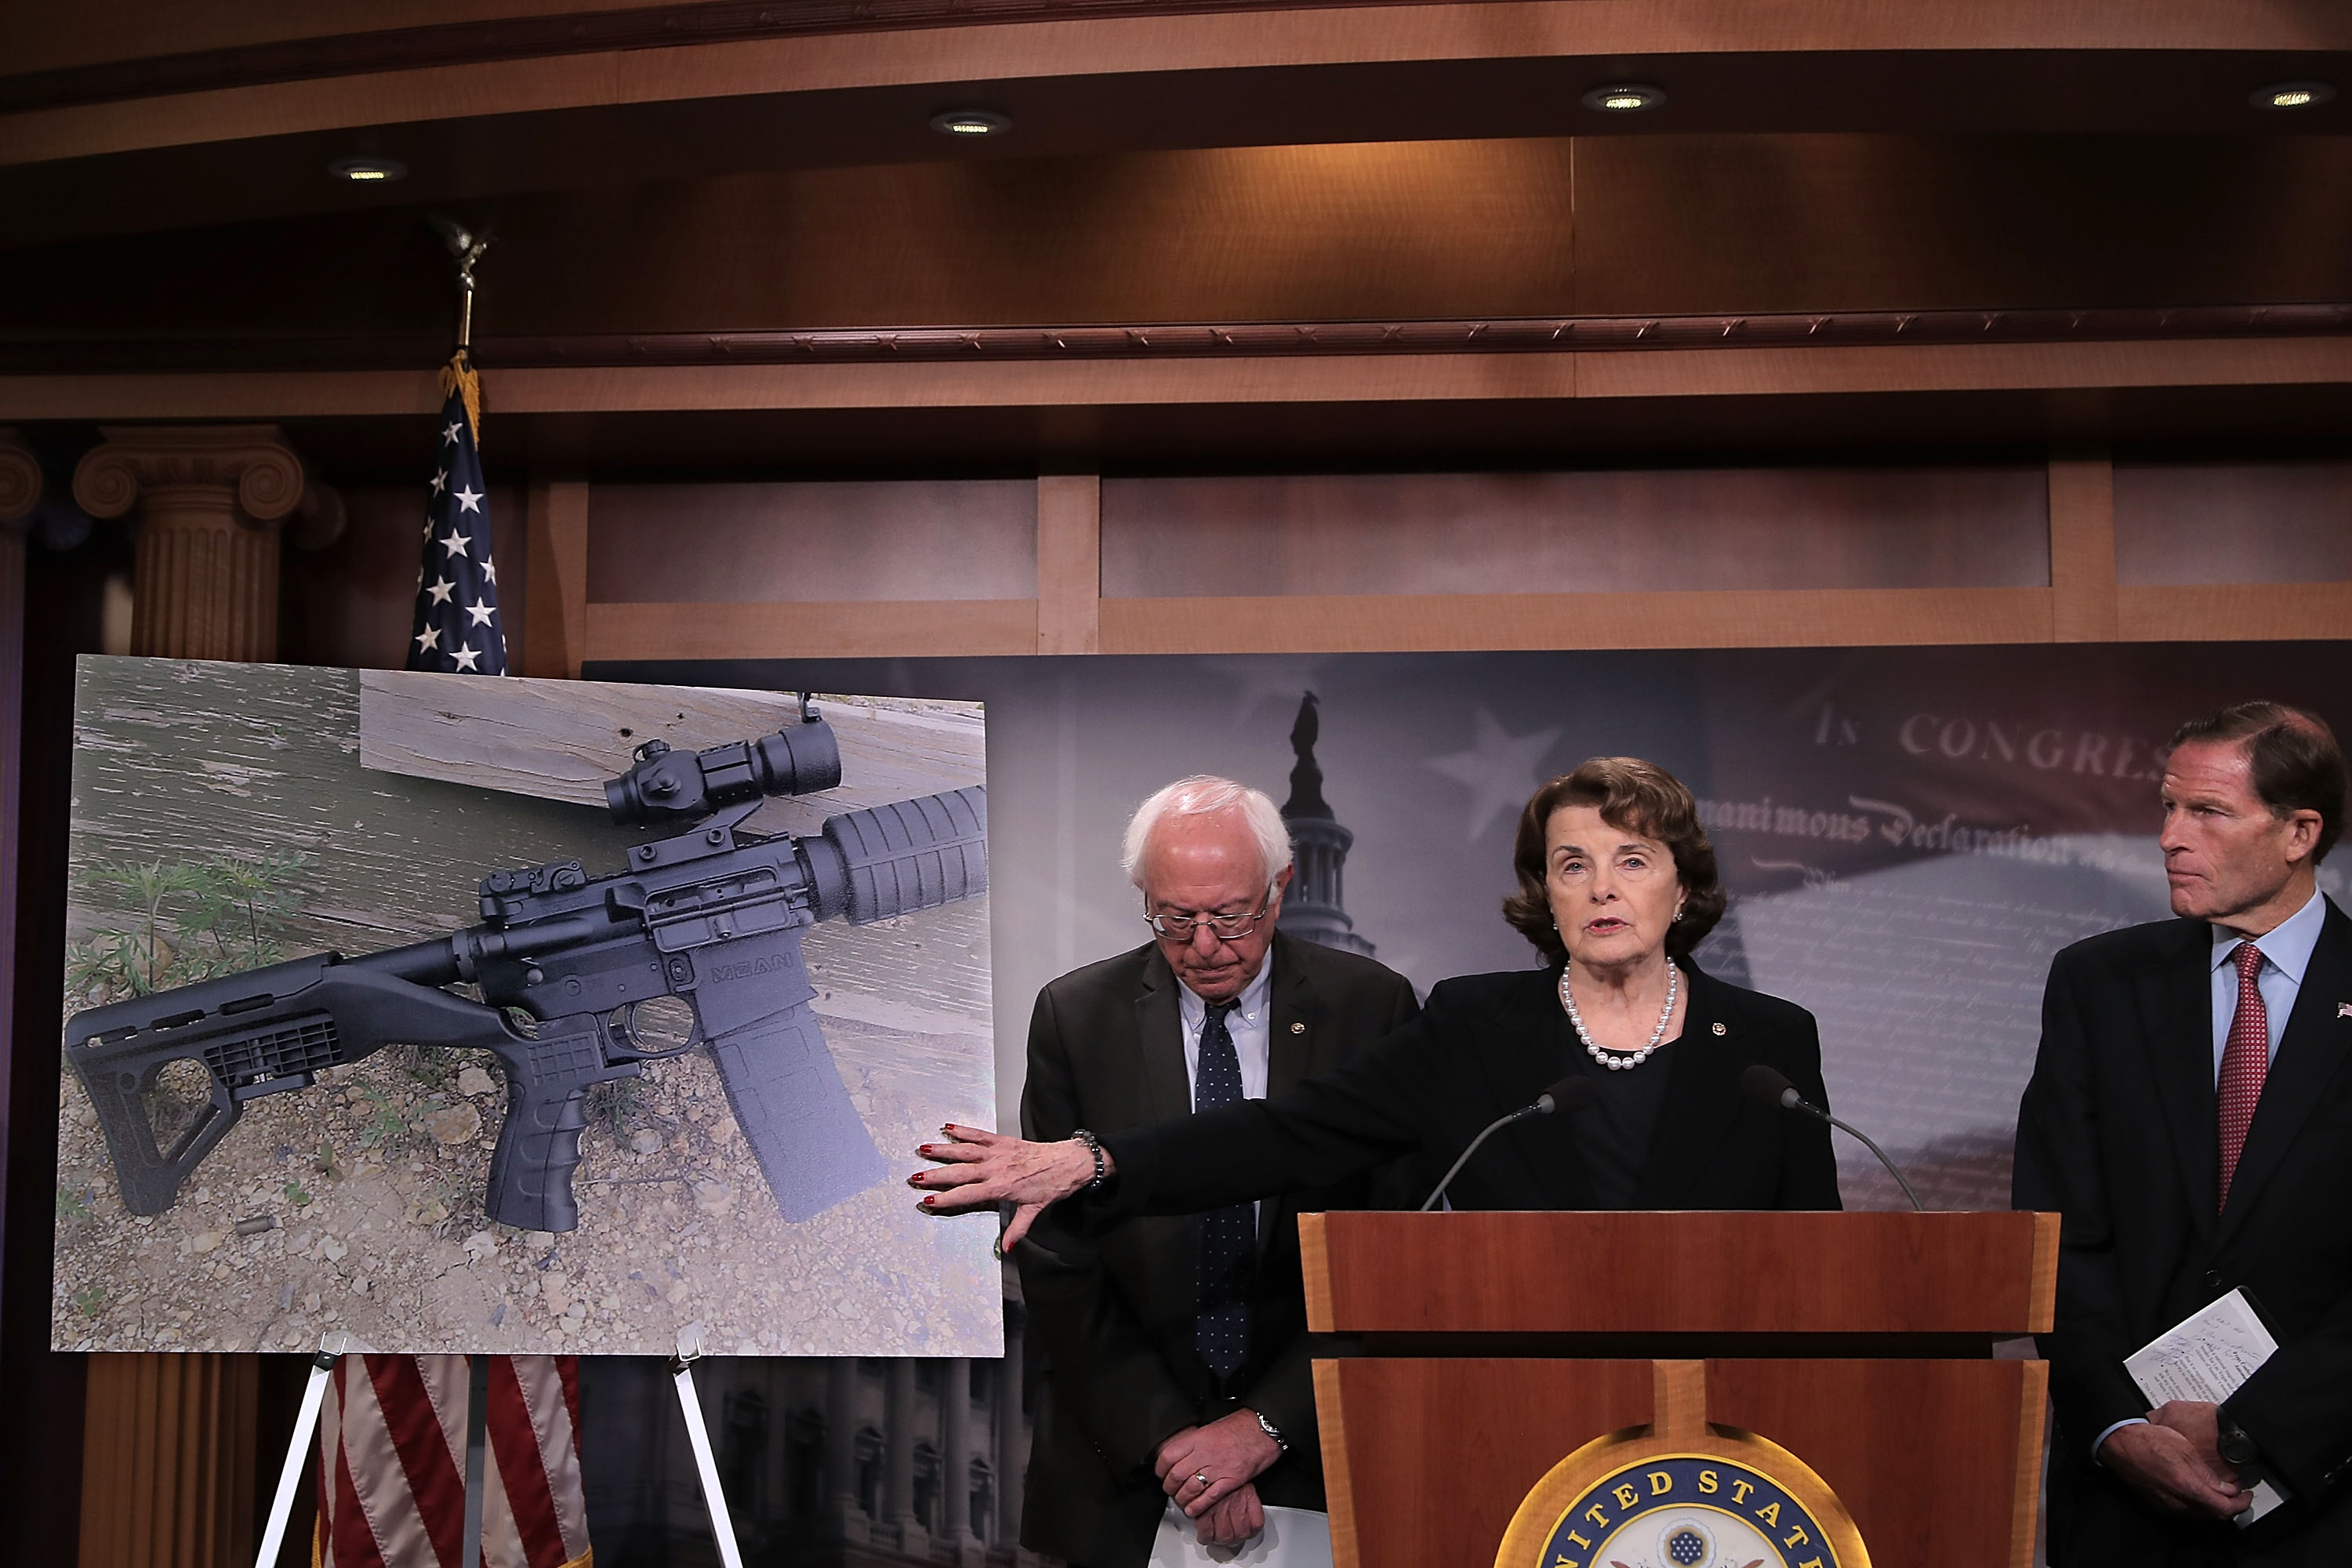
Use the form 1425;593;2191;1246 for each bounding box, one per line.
51;656;999;1358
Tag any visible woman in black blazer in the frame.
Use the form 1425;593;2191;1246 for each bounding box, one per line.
916;753;1840;1225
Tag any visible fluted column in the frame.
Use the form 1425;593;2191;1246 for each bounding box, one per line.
71;425;304;662
884;1360;921;1548
941;1358;978;1554
822;1359;858;1538
78;1351;257;1568
995;1323;1028;1547
65;428;292;1567
0;431;39;1264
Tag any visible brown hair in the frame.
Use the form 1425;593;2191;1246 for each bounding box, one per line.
1502;756;1726;965
2169;702;2346;864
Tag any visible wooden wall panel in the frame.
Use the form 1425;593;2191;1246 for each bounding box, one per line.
1102;467;2048;598
1574;135;2352;318
585;480;1036;603
2114;459;2352;586
524;477;586;680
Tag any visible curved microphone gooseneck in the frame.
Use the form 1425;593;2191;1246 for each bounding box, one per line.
1741;1064;1926;1213
1419;1076;1595;1213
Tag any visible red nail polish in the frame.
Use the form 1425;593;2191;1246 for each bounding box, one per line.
921;1195;937;1207
917;1145;936;1156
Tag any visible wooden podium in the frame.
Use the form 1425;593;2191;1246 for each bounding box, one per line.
1299;1210;2058;1568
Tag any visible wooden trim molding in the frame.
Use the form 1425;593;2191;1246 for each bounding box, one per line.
1104;587;2061;653
10;303;2347;377
1035;474;1101;655
584;597;1042;660
2047;454;2118;642
8;332;2351;425
579;586;2352;664
2117;583;2352;642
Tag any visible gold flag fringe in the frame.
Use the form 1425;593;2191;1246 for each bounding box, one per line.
440;349;483;451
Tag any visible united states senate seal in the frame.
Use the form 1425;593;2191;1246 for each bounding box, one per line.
1494;1367;1868;1568
1531;1454;1842;1568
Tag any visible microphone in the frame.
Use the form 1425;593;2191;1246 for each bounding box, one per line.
1742;1065;1926;1213
1420;1076;1595;1213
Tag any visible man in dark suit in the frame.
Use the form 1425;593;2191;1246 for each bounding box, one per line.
1011;775;1417;1568
2016;701;2352;1566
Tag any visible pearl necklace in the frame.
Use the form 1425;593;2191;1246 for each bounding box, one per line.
1559;960;1679;1072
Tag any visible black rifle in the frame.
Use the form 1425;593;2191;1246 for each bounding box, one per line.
64;712;986;1232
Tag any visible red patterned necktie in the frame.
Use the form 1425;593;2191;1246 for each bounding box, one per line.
2216;942;2269;1211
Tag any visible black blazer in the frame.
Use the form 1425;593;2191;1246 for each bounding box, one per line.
1098;961;1841;1223
2015;898;2352;1566
1013;931;1420;1568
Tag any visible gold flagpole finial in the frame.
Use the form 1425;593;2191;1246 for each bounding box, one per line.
428;216;493;444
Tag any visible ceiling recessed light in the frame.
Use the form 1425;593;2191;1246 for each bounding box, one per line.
329;156;407;183
2252;80;2335;111
929;109;1011;137
1581;82;1666;113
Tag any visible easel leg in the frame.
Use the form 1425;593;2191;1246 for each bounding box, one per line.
255;1345;339;1568
462;1354;491;1568
670;1341;747;1568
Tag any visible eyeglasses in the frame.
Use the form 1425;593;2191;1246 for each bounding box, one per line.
1144;889;1275;942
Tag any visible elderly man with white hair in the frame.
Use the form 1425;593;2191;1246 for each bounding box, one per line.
1009;775;1417;1568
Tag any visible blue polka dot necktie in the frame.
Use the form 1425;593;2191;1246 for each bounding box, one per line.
1194;999;1253;1382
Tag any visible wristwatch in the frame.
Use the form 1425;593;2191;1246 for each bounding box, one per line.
1255;1410;1289;1454
2217;1415;2259;1469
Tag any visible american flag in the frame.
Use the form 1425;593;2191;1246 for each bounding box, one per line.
405;365;506;676
313;354;587;1568
316;1354;590;1568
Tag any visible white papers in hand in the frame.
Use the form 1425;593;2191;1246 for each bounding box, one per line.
1149;1503;1332;1567
2125;1288;2287;1526
2125;1288;2278;1407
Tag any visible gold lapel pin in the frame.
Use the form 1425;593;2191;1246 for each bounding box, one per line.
1290;1022;1305;1033
1712;1022;1727;1036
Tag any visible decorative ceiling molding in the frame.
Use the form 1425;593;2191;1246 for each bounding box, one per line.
4;303;2347;376
0;0;1403;114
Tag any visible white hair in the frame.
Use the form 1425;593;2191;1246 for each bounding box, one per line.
1121;775;1294;890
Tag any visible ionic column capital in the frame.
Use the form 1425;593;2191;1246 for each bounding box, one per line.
0;427;40;528
72;423;305;524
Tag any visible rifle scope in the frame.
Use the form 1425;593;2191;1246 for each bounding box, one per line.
604;711;843;826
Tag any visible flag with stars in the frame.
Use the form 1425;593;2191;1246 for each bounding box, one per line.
405;358;506;675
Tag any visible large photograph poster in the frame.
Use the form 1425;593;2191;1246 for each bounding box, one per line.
53;659;1000;1358
604;643;2352;1212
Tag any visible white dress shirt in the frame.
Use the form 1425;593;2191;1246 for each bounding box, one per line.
1174;957;1274;1232
2209;887;2328;1078
1176;958;1274;1106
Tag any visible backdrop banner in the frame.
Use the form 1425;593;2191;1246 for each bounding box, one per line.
598;642;2352;1210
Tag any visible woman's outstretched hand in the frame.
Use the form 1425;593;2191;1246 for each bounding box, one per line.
909;1123;1107;1250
